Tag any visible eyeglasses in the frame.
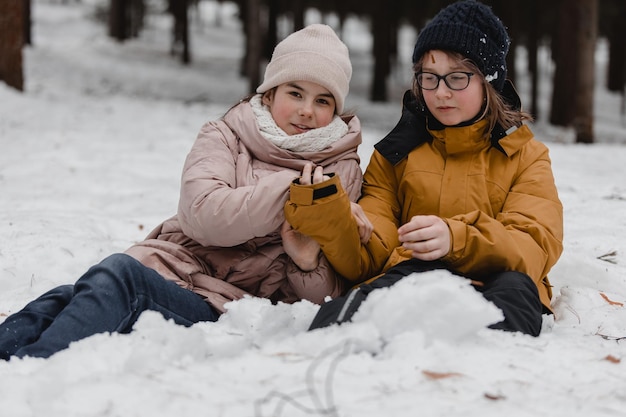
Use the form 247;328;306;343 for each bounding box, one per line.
415;71;474;91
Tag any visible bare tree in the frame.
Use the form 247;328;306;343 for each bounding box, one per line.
0;0;25;91
606;0;625;118
245;0;262;93
549;0;597;142
169;0;191;64
526;0;541;119
572;0;597;144
370;0;393;102
109;0;128;40
23;0;32;46
291;0;306;31
550;0;579;127
109;0;144;42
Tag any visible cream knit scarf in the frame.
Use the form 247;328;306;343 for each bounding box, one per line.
249;94;348;152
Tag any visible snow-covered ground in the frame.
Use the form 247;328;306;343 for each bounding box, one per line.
1;1;626;416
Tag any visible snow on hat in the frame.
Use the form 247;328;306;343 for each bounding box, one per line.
412;0;510;92
256;24;352;113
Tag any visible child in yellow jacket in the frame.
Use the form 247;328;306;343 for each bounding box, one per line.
285;0;563;336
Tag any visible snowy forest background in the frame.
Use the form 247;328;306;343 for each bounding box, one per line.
2;0;626;144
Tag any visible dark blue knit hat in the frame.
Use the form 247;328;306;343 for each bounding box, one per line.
412;0;510;92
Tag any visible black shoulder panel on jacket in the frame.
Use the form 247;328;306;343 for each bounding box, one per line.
375;83;524;164
374;91;432;166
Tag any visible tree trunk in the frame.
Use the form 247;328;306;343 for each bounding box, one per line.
606;3;626;93
168;0;190;63
550;0;579;127
527;0;539;119
179;0;190;64
573;0;597;144
182;1;190;64
109;0;128;41
0;0;25;91
245;0;261;94
264;0;278;61
23;0;31;46
128;0;145;38
291;0;305;31
370;0;392;102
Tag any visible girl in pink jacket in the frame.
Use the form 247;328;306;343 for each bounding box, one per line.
0;24;363;360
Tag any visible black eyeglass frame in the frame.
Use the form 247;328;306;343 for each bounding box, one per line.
415;71;475;91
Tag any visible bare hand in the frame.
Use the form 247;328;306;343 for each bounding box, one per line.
281;220;320;271
299;162;330;185
398;215;450;261
351;202;373;244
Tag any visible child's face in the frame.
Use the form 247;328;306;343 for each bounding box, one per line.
420;50;484;126
262;81;336;136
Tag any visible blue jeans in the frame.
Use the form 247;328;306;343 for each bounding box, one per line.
0;253;219;359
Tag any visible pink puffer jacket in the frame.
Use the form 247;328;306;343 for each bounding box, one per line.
125;101;363;313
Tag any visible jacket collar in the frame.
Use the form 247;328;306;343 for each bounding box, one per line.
374;80;528;165
429;119;491;156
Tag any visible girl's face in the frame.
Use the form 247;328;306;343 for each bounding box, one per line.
262;81;336;136
419;50;484;126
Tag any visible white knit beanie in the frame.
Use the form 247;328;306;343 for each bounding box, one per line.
256;24;352;114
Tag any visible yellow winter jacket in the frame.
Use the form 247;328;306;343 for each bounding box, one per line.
285;90;563;311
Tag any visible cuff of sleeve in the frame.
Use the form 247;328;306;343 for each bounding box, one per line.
289;174;341;206
443;218;465;262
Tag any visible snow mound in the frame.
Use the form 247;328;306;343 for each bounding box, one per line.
352;270;504;343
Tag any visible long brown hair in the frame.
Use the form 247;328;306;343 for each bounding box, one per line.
412;51;532;133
